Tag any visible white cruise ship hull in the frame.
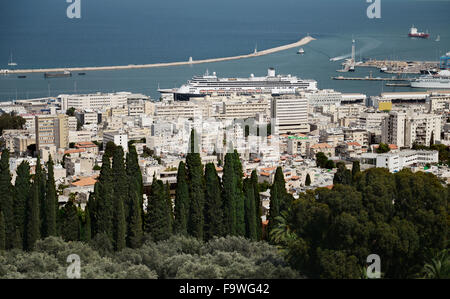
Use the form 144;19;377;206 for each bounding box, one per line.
410;78;450;89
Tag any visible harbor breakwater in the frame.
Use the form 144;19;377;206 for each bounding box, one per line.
2;36;316;75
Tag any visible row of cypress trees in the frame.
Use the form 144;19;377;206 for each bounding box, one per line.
0;150;66;251
1;131;289;252
87;144;144;251
152;130;264;242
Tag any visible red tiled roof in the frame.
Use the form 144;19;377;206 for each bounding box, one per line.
71;177;97;187
64;149;85;155
75;141;97;149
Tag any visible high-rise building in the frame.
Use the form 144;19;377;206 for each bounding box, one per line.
382;111;441;148
271;95;309;135
35;114;69;150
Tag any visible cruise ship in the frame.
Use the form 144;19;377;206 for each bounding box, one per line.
411;52;450;89
158;68;317;101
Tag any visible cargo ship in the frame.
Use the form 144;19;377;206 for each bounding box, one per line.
158;68;318;101
408;25;429;39
44;71;72;78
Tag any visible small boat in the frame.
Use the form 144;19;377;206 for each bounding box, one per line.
297;48;305;54
17;75;26;79
78;72;86;75
8;51;17;66
436;35;440;42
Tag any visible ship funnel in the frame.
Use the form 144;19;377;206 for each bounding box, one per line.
268;68;275;77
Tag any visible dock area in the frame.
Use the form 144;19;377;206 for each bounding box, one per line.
1;36;316;75
332;75;412;82
358;59;439;74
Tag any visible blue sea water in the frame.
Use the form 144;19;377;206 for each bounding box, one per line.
0;0;449;101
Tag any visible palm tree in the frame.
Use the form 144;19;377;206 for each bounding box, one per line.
421;249;449;279
269;211;298;254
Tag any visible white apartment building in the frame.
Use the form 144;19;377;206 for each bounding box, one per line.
20;114;37;132
271;95;309;135
75;110;98;125
59;92;130;111
103;131;128;152
336;104;365;119
305;89;342;107
220;99;270;119
361;150;439;173
359;112;389;130
382;111;441;148
68;116;78;131
287;135;318;156
68;130;92;143
154;101;199;119
427;93;450;113
128;99;154;116
343;128;370;148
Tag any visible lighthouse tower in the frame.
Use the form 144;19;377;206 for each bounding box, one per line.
351;39;356;64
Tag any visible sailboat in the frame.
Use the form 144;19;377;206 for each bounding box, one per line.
297;48;305;54
436;35;441;42
8;51;17;66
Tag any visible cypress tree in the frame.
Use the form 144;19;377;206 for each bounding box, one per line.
43;155;57;237
165;182;174;234
84;205;91;242
268;181;280;237
35;155;47;235
61;200;79;242
0;211;5;251
104;141;116;158
127;179;143;248
222;153;237;235
94;154;114;240
127;145;144;205
0;149;15;249
112;147;127;250
113;146;129;216
145;178;171;241
268;167;288;235
243;179;257;240
250;170;262;240
186;129;205;240
174;161;189;235
125;145;144;248
204;163;224;240
233;150;246;236
86;190;97;238
305;173;311;186
14;161;31;249
113;194;126;251
26;181;40;250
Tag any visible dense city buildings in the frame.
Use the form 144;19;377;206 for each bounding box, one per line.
1;70;450;281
